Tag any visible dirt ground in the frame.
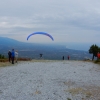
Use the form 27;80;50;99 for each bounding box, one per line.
0;60;100;100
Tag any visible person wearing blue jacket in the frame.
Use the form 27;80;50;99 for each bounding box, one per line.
11;49;15;64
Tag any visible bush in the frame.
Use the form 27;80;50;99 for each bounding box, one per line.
94;59;100;63
0;54;6;59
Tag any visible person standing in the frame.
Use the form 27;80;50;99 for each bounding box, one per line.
68;55;70;60
11;49;15;64
40;54;43;58
15;51;18;63
62;56;64;60
8;50;12;62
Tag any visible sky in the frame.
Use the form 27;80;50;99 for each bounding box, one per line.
0;0;100;47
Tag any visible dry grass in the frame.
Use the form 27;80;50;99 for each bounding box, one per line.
0;59;8;62
31;59;61;62
65;87;83;95
64;86;100;99
18;58;31;61
0;58;31;67
0;62;12;67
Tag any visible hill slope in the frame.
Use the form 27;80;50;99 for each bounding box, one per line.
0;37;92;60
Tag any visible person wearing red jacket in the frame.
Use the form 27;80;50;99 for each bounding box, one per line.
68;55;70;60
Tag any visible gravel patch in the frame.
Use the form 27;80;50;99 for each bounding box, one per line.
0;60;100;100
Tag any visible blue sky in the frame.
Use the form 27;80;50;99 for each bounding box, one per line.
0;0;100;46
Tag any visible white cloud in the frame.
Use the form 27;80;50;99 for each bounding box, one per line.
0;0;100;44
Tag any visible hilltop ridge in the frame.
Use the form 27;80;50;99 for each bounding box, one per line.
0;37;92;60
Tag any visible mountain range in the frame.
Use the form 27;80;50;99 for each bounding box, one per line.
0;37;92;60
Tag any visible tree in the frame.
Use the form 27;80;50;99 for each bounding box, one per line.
1;55;5;59
0;54;1;59
89;44;99;60
98;47;100;52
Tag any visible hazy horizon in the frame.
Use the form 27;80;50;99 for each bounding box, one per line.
1;36;99;51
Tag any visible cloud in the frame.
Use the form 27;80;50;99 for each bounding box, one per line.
0;0;100;44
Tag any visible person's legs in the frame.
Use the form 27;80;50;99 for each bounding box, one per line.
9;57;10;62
12;57;13;64
15;57;18;63
12;57;14;64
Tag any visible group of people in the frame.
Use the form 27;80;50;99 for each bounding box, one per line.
62;55;70;60
8;49;18;64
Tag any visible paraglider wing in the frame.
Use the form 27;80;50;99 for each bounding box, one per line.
27;32;54;41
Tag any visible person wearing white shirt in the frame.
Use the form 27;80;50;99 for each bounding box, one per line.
15;51;18;63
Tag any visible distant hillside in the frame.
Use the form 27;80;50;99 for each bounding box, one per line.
0;37;92;60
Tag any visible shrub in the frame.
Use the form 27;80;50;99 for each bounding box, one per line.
0;54;6;59
94;59;100;63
